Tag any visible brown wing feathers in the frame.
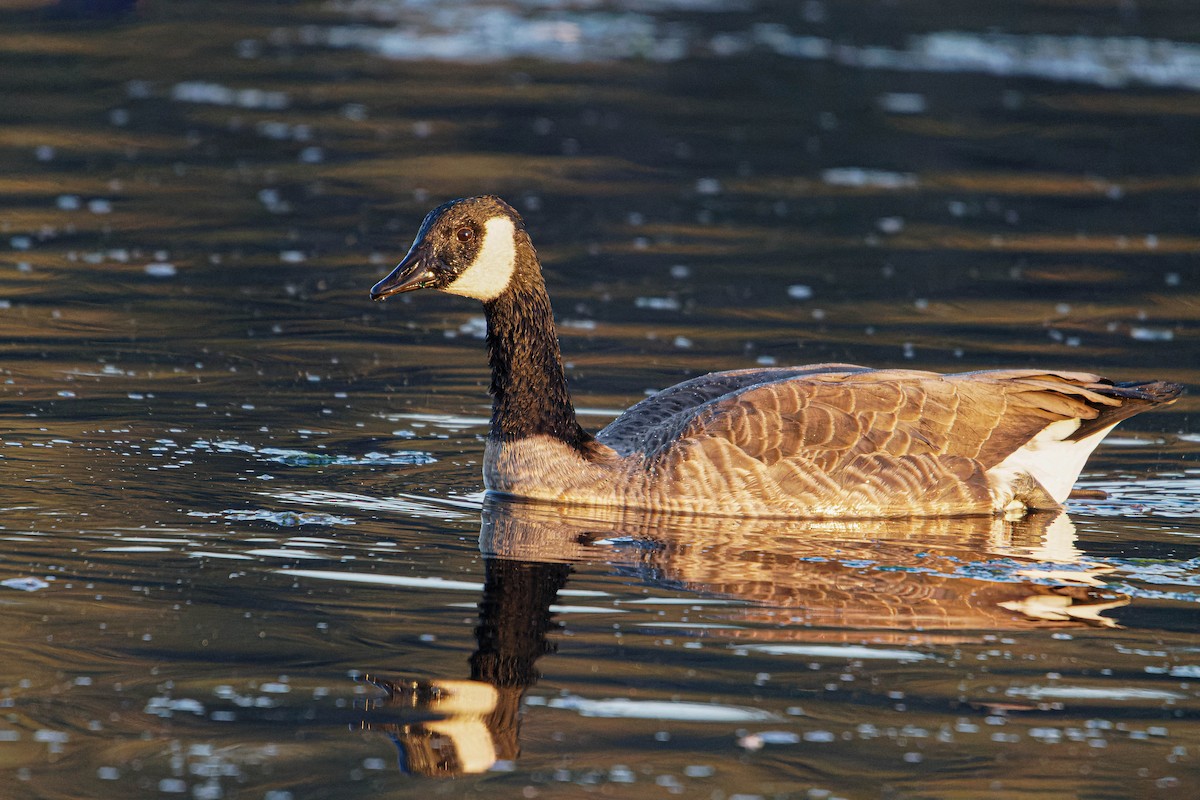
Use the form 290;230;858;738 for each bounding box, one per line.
596;364;869;457
584;364;1180;515
645;368;1177;473
1069;379;1183;440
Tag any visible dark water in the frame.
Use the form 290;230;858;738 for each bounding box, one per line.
1;1;1199;797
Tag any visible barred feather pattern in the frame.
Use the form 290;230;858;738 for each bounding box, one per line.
484;367;1181;518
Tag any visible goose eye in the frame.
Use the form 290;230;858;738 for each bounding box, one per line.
456;227;474;243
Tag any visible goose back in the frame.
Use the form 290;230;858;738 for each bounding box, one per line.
554;367;1182;517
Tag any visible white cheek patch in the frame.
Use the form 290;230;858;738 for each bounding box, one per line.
444;216;517;301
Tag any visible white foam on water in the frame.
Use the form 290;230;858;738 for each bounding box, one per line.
547;604;625;614
822;167;917;189
742;644;932;662
1;577;51;592
246;549;326;560
638;622;744;630
548;694;778;722
276;569;483;591
616;598;739;606
317;6;1200;94
395;491;486;511
381;412;491;428
319;8;678;64
170;81;289;108
188;552;256;561
144;262;177;277
273;490;472;519
1006;685;1185;701
99;546;172;553
117;537;197;544
1100;436;1162;447
1071;477;1200;520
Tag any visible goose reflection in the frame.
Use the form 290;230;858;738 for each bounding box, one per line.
359;556;570;777
360;498;1127;776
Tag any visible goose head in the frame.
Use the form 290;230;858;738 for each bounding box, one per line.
370;195;524;303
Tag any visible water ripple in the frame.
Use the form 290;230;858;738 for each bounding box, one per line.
316;3;1200;93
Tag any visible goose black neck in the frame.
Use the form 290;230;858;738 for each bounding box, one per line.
483;268;592;450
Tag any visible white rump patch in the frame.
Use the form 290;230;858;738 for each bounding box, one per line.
987;418;1117;505
444;216;517;301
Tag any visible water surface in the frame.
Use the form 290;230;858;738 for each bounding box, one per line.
1;1;1198;797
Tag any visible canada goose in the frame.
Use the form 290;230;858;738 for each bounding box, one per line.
370;195;1182;518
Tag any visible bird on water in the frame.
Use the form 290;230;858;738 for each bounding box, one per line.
370;195;1182;518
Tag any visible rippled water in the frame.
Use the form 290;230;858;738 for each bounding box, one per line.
1;0;1199;797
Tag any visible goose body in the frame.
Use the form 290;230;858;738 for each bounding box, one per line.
371;196;1182;518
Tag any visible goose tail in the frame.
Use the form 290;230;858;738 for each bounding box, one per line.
988;377;1183;511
